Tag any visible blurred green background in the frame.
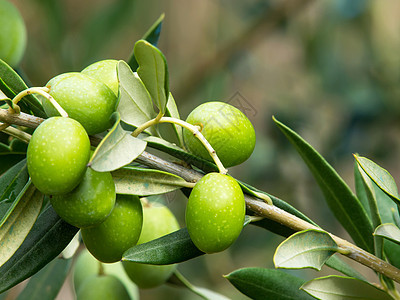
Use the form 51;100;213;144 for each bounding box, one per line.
7;0;400;298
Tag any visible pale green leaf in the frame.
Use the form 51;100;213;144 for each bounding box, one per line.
374;223;400;245
117;61;157;135
165;93;184;146
112;166;189;196
355;155;400;204
274;229;338;271
0;182;43;267
134;40;169;113
89;114;147;172
301;276;393;300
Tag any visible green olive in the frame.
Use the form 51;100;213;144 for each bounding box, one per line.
0;0;26;66
123;202;180;289
186;172;245;253
82;59;119;96
50;167;115;228
81;194;143;263
42;72;117;135
76;274;130;300
27;117;90;195
183;101;256;167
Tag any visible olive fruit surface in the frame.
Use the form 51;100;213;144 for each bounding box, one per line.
0;0;26;66
186;172;245;253
50;167;115;228
76;274;130;300
82;59;119;96
27;117;90;195
81;194;143;263
123;203;180;289
183;101;256;167
42;72;117;135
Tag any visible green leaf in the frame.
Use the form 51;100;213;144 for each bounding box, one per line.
0;206;79;293
123;228;203;264
145;136;218;173
0;59;45;117
355;155;400;205
128;14;164;71
134;40;169;113
89;113;147;172
274;229;339;271
0;182;43;267
112;166;189;196
117;60;157;135
170;270;230;300
301;275;393;300
273;117;374;252
165;93;184;147
225;268;315;300
16;258;71;300
0;159;29;224
374;223;400;245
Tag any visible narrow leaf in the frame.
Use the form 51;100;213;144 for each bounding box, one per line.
128;14;164;70
123;228;203;264
89;113;147;172
355;155;400;204
274;229;338;271
117;61;157;135
134;40;169;113
112;166;189;196
170;270;230;300
0;182;43;267
0;206;79;293
165;93;184;147
301;275;393;300
374;223;400;245
0;59;45;117
16;258;71;300
225;268;315;300
274;117;374;252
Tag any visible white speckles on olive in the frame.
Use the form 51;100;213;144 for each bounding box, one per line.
186;172;245;253
27;117;90;195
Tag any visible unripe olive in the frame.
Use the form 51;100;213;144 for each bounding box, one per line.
42;72;117;135
183;101;256;167
0;0;26;66
123;203;180;289
50;167;116;228
76;274;130;300
82;59;119;96
81;194;143;263
186;172;245;253
27;117;90;195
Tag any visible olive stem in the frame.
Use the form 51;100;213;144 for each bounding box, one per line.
1;124;31;144
131;111;164;137
12;87;68;118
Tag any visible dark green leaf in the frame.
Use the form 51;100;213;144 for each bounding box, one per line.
117;60;157;135
16;258;71;300
225;268;314;300
0;206;79;293
273;117;374;252
0;59;45;117
274;229;338;271
112;166;189;196
89;113;147;172
145;136;218;173
122;228;203;264
0;183;43;267
134;40;169;113
355;155;400;204
128;14;164;70
301;275;393;300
